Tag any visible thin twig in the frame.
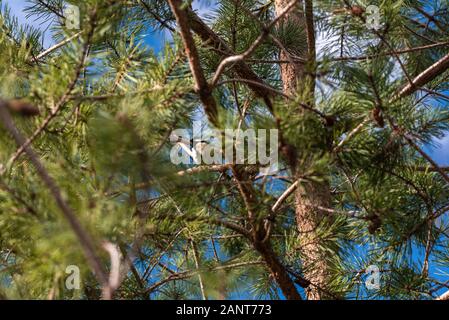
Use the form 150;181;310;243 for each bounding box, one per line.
272;180;299;212
33;31;83;62
211;0;299;86
398;52;449;98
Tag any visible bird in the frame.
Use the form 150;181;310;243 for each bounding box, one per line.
192;139;210;164
169;132;210;164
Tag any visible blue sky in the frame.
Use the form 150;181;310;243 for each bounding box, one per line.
3;0;54;47
429;135;449;166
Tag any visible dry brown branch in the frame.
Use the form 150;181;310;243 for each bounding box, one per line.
437;289;449;300
403;133;449;184
32;31;83;62
398;52;449;98
272;180;299;212
101;242;123;300
186;9;276;107
167;0;218;125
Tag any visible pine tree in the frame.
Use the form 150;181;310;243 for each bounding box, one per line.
0;0;449;300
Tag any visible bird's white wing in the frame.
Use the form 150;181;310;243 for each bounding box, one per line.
177;142;199;164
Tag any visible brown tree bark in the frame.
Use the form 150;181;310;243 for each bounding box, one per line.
275;0;306;95
232;167;302;300
274;0;332;300
253;239;302;300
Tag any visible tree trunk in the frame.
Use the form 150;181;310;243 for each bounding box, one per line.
274;0;332;300
275;0;306;95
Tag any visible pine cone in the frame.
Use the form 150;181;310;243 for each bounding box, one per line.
7;99;40;117
371;107;385;128
351;5;365;16
367;214;382;234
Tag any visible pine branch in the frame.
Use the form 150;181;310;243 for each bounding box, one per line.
190;238;207;300
216;78;327;118
398;52;449;98
186;8;276;107
231;166;302;300
0;101;109;290
101;242;122;300
272;180;299;212
138;0;176;32
211;0;300;86
144;260;264;295
32;31;83;62
177;164;231;176
403;133;449;184
0;177;39;217
437;290;449;300
167;0;218;125
334;41;449;62
2;18;96;174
